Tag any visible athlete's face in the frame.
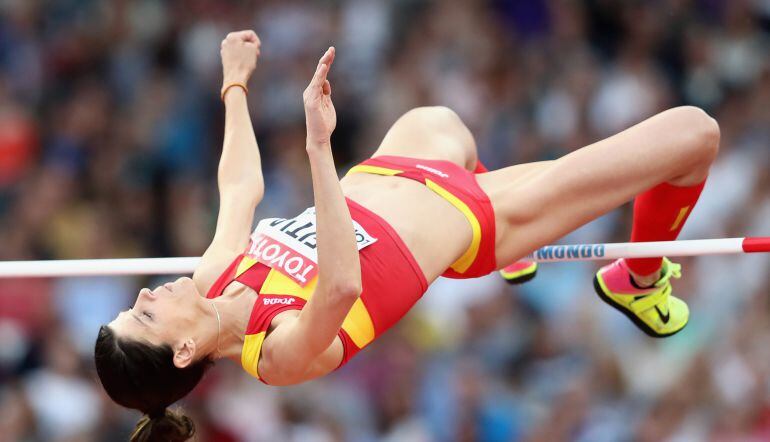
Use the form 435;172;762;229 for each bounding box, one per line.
109;277;203;350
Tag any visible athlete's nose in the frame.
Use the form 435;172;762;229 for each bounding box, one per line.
139;287;156;300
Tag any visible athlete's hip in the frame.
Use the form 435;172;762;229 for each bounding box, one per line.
347;154;499;278
342;172;472;281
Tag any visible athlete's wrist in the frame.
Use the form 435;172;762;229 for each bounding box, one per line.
221;83;248;102
306;139;332;153
222;69;251;86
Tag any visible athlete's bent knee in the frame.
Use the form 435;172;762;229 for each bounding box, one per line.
401;106;476;166
403;106;462;128
696;112;720;165
667;106;720;167
693;110;719;167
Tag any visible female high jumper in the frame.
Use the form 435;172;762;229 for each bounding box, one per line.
95;30;719;441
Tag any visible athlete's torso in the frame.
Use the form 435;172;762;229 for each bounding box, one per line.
340;171;472;282
210;157;488;384
208;197;431;383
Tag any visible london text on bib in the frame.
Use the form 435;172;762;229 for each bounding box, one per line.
245;207;377;286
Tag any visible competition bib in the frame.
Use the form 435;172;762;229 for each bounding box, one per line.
245;207;377;286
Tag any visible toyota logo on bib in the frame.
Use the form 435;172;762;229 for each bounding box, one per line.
248;206;379;286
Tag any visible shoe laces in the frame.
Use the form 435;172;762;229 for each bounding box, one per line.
630;258;681;316
653;258;682;288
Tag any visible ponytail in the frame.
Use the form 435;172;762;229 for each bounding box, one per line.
130;408;195;442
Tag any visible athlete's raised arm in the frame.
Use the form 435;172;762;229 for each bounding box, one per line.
260;47;363;382
302;47;363;331
193;30;264;294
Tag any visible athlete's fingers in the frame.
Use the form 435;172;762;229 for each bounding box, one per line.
304;63;326;103
222;31;261;51
315;47;334;76
241;30;259;44
322;46;335;67
311;61;329;90
304;47;335;103
227;30;259;43
244;41;261;56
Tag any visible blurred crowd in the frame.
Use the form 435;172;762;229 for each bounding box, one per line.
1;0;770;441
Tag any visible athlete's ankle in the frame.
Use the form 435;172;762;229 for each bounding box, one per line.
628;267;662;288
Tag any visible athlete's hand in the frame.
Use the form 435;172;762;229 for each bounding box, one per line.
304;47;336;147
220;30;261;87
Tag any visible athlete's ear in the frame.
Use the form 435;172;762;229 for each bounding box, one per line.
173;338;196;369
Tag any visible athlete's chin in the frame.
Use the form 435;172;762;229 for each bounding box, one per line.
174;277;199;297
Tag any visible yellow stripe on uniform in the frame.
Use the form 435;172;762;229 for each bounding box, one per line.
236;255;259;277
669;206;691;231
257;269;376;351
260;268;318;300
241;270;317;379
347;165;403;176
424;179;481;274
339;298;376;348
241;331;266;379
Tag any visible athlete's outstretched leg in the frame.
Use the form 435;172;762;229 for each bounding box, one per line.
479;106;719;336
480;106;718;263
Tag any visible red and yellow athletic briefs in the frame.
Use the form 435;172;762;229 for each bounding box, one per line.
206;155;498;383
348;155;497;278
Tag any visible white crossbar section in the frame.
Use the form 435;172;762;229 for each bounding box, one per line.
0;257;201;278
527;238;744;262
0;238;763;278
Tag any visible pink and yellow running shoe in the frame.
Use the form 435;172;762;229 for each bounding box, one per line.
499;260;538;285
593;258;688;338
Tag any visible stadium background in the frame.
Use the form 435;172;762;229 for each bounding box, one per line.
1;0;770;441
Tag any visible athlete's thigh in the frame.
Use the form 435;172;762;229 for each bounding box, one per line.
481;154;643;266
479;108;718;265
371;106;477;169
476;161;553;264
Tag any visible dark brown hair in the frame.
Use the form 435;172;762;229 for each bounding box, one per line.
94;325;213;441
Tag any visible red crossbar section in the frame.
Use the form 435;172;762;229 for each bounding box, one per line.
742;237;770;253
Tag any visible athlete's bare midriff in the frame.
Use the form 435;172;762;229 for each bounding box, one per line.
340;172;472;282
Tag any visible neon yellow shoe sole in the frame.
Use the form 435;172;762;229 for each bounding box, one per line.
593;258;689;338
499;261;538;285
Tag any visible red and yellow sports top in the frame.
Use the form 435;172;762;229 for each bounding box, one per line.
206;198;428;383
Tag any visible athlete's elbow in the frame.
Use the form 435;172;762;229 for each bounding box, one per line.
219;179;264;204
319;273;362;303
333;281;362;301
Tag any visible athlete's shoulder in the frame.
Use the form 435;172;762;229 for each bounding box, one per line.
195;250;242;297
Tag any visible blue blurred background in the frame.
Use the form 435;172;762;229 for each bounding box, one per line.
1;0;769;441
